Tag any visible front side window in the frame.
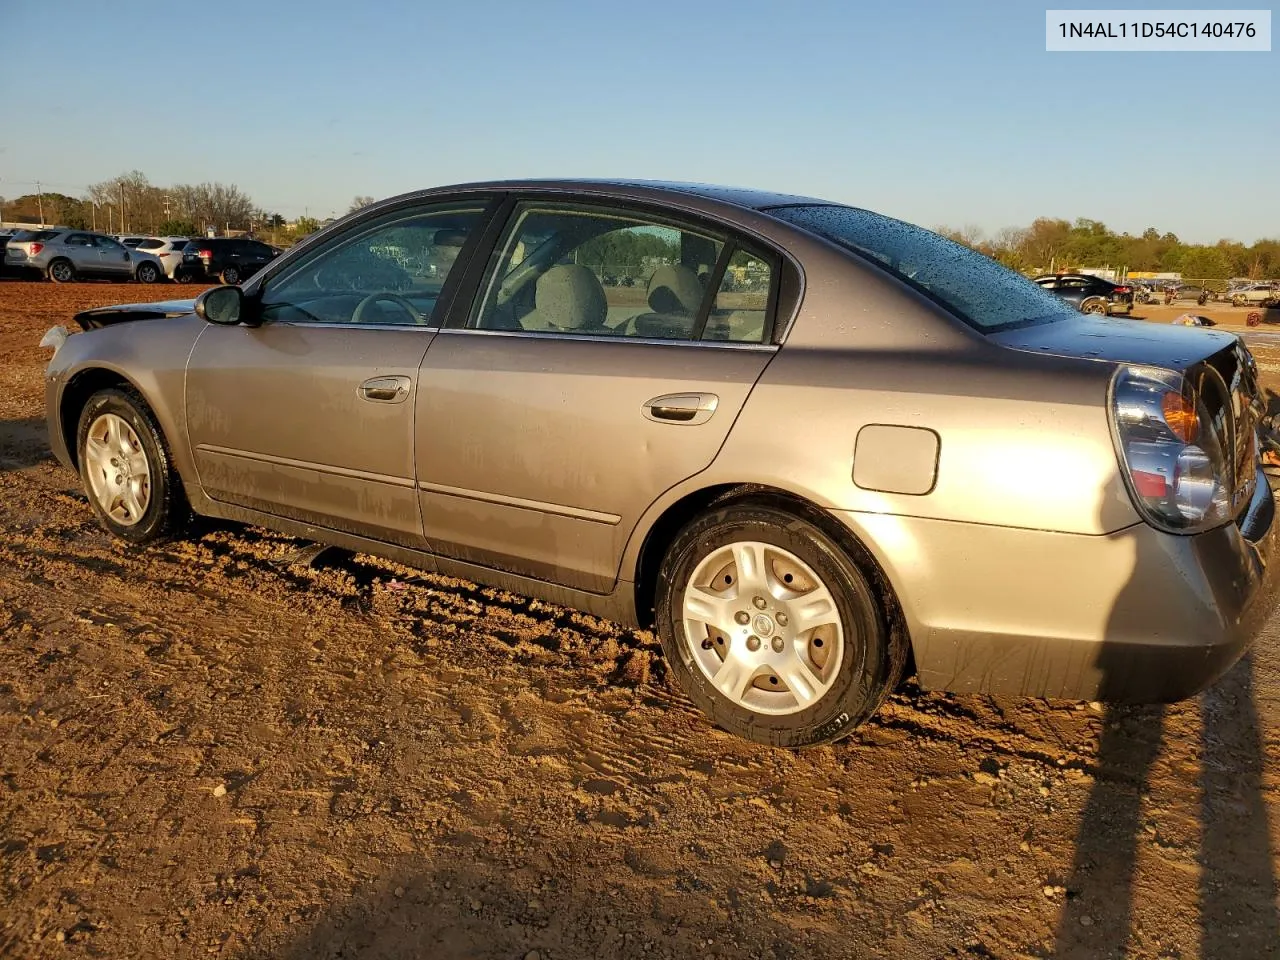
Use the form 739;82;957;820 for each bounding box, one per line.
93;235;125;252
65;233;93;247
470;203;725;340
771;204;1074;333
259;204;485;326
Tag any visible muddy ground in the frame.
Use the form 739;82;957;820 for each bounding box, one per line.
0;279;1277;960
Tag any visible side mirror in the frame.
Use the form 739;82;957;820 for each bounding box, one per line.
195;285;245;325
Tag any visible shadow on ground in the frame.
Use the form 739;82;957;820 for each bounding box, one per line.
0;417;52;471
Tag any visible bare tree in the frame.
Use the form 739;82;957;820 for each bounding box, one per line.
347;195;376;215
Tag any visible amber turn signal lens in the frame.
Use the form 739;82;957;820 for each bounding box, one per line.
1161;391;1199;442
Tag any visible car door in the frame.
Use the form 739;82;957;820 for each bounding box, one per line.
62;233;101;273
93;234;133;276
415;198;781;593
184;199;493;547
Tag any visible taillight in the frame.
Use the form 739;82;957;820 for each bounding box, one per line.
1115;285;1130;293
198;248;212;259
1110;365;1232;533
29;243;44;256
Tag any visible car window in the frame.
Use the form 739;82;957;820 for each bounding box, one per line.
137;238;165;250
93;235;125;251
1033;277;1059;290
771;204;1074;333
703;248;774;343
65;233;93;247
470;203;725;340
1058;278;1091;289
260;204;485;327
12;230;60;242
247;241;272;258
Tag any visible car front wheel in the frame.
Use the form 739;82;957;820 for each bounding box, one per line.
1082;300;1107;315
135;262;160;284
76;388;190;544
656;502;903;748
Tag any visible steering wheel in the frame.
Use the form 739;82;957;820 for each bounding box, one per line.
351;292;426;326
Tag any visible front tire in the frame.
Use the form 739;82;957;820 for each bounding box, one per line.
1081;300;1107;315
656;502;902;747
48;259;76;283
76;388;190;544
135;262;160;284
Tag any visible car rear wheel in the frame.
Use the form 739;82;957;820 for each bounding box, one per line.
76;388;190;544
1081;300;1107;315
48;259;75;283
220;266;241;285
135;262;160;284
656;502;902;747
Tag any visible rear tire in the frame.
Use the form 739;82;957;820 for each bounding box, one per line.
1082;299;1107;315
220;266;241;285
48;259;75;283
76;388;190;545
655;502;903;748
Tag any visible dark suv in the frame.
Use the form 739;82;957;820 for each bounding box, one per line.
1032;273;1134;316
180;237;279;285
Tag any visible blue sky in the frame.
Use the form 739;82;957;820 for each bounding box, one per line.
0;0;1275;242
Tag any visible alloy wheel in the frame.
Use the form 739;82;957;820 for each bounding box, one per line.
83;413;152;526
680;540;844;716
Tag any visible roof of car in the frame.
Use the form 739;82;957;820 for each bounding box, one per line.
401;179;838;212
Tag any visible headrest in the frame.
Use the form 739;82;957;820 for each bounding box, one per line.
536;265;607;330
647;264;704;315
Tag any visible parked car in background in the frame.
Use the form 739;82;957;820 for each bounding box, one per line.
40;179;1278;747
117;235;151;249
1169;283;1210;305
1032;273;1134;315
5;229;165;283
1230;283;1279;307
134;236;192;280
180;237;279;284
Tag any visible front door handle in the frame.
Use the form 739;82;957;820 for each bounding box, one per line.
358;375;411;403
642;392;719;426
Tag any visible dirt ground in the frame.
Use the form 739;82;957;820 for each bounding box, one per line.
0;279;1277;960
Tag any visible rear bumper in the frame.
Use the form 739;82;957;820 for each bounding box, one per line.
836;467;1279;702
1108;301;1133;315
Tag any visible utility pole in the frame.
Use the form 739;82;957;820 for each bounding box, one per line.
35;180;45;225
119;181;126;233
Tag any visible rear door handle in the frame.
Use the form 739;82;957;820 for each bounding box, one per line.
358;375;412;403
642;392;719;425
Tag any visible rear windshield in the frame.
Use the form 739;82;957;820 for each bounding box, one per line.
769;204;1073;333
13;229;60;242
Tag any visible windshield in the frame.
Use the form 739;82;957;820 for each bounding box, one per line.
769;204;1074;332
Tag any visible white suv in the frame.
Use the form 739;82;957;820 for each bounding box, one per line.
133;236;193;280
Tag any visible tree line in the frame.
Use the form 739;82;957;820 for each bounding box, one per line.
3;175;1275;279
936;217;1280;279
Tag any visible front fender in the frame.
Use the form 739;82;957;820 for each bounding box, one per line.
45;315;206;486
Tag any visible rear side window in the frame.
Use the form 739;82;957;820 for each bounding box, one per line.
13;229;59;242
137;238;165;250
770;204;1074;333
